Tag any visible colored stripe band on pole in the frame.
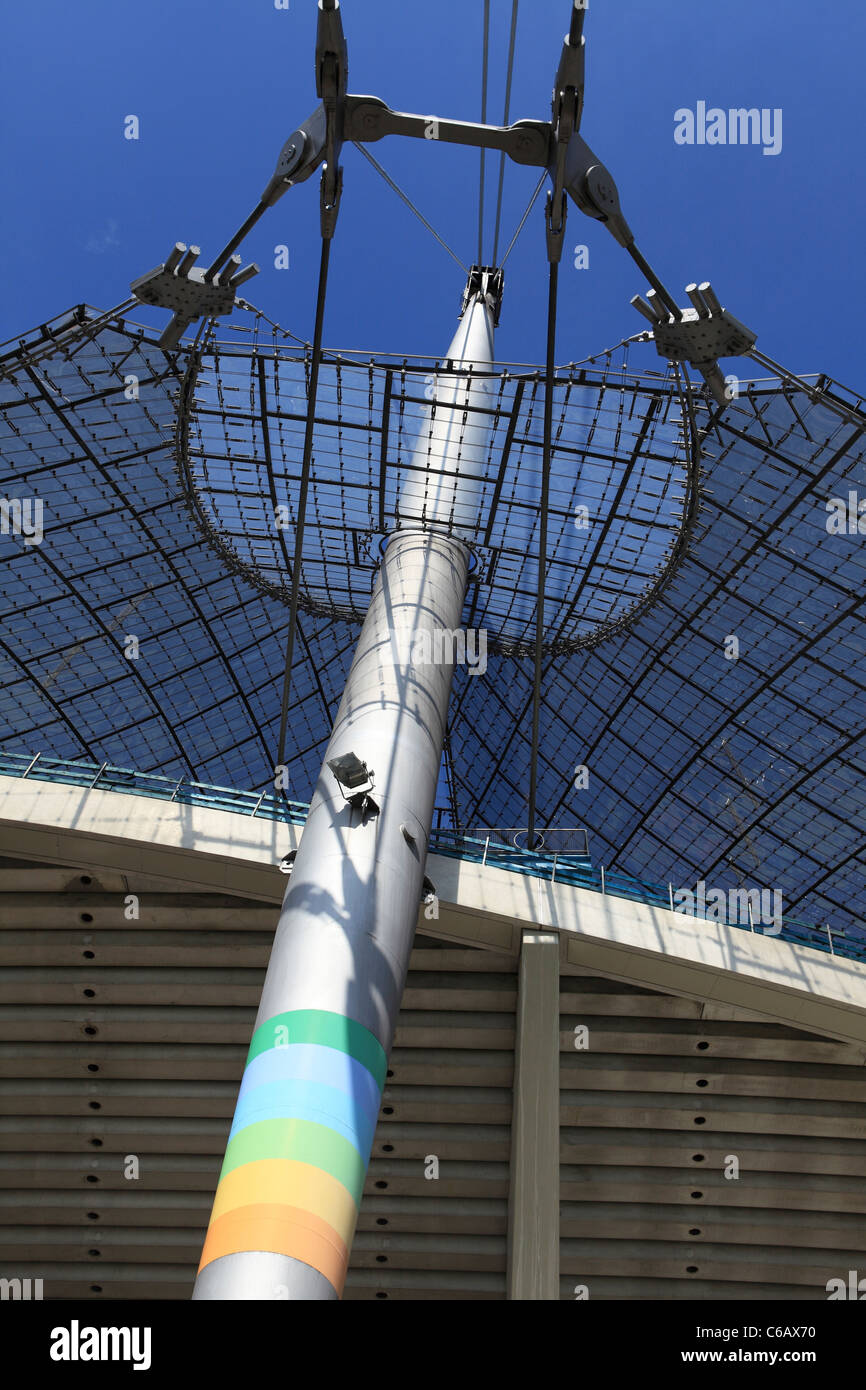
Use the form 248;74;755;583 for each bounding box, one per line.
208;1159;358;1236
228;1078;378;1156
198;1009;386;1291
246;1009;388;1089
199;1204;348;1293
233;1043;382;1134
220;1117;368;1201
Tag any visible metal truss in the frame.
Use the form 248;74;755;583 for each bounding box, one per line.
175;318;699;658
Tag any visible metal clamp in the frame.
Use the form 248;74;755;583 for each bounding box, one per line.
631;281;757;404
460;266;504;325
130;243;259;350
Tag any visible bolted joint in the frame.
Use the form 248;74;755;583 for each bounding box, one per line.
545;189;568;264
261;106;329;208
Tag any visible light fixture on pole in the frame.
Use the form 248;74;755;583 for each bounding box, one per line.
326;751;378;817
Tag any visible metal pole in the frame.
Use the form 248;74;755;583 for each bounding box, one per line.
194;273;497;1301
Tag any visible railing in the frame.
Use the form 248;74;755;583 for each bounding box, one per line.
1;749;863;965
0;751;309;827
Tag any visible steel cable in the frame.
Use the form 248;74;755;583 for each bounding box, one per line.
352;142;469;274
527;252;560;847
491;0;520;267
478;0;491;263
275;234;332;774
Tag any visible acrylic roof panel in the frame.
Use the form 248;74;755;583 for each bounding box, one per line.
1;306;864;942
181;327;690;655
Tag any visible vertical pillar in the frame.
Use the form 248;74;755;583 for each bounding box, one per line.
194;531;468;1299
507;928;561;1299
194;270;501;1300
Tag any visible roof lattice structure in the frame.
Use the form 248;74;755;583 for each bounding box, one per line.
181;321;693;655
1;305;865;942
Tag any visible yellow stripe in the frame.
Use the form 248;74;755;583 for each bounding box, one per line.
208;1158;359;1249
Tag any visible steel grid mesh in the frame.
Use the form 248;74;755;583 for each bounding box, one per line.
1;306;864;942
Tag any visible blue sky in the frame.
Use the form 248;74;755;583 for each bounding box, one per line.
1;0;864;385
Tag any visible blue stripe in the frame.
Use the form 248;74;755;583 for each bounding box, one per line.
236;1042;381;1126
228;1077;378;1156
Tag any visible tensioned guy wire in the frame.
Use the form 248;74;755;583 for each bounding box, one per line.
352;142;470;274
275;234;333;773
527;253;560;848
491;0;520;267
478;0;491;264
499;168;548;267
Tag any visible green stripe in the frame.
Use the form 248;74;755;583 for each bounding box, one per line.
245;1009;387;1089
219;1118;367;1204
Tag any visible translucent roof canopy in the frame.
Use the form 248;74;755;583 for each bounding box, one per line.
185;330;690;655
1;305;864;942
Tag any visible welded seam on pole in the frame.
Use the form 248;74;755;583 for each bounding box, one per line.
276;236;332;772
527;258;559;847
491;0;520;268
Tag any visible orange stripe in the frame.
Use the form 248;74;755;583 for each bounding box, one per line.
207;1158;357;1246
198;1202;350;1294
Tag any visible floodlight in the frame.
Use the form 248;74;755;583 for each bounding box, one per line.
327;752;378;816
327;751;371;791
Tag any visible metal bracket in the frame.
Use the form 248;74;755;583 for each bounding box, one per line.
545;190;568;265
460;266;504;326
261;105;329;208
316;0;349;104
130;243;259;350
344;94;551;167
631;281;757;404
547;20;581;251
131;0;751;369
317;0;348;239
554;133;633;249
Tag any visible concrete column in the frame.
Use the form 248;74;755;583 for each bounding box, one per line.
507;928;561;1299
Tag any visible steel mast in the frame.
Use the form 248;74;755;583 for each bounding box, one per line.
193;269;502;1299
